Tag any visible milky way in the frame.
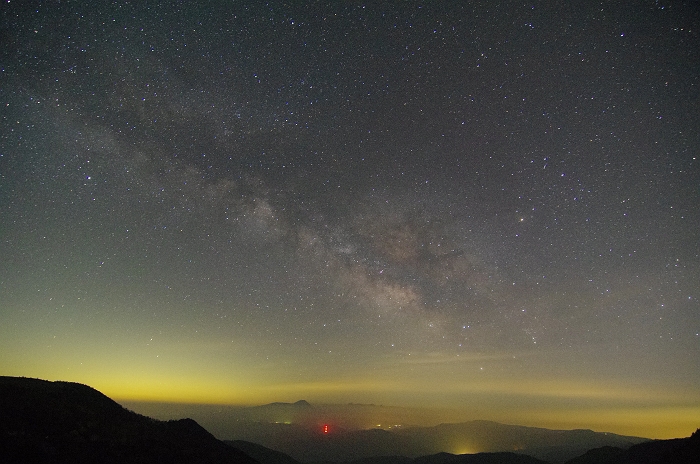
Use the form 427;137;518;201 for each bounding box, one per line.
1;1;698;438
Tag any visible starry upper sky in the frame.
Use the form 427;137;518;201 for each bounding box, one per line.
1;0;699;439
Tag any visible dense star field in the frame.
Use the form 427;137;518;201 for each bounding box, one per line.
1;1;698;439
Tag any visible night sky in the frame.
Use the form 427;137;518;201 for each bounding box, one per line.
1;1;699;439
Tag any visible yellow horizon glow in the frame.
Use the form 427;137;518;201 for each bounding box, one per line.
3;362;697;439
2;331;697;440
106;377;698;439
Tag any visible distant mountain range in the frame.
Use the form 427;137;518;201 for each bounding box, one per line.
211;400;699;464
220;418;649;463
1;376;698;464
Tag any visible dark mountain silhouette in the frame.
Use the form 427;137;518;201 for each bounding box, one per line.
563;428;700;464
223;417;647;463
330;456;413;464
394;421;648;464
227;429;700;464
180;400;430;435
298;451;550;464
0;376;257;464
228;440;301;464
413;452;549;464
264;400;312;408
226;425;422;462
563;446;625;464
4;375;695;464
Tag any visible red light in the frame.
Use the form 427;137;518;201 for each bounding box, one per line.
323;424;329;434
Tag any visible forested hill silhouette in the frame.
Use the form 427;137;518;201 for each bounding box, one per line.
564;428;700;464
0;376;257;464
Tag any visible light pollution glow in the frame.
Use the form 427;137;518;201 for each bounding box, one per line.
2;318;697;439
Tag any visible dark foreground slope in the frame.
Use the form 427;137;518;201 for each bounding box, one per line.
227;439;302;464
0;376;257;464
564;428;700;464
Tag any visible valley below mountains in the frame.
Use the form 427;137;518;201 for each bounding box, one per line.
1;376;698;464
